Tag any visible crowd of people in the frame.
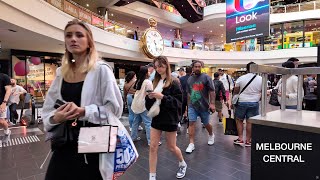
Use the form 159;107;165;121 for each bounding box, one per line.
0;19;318;180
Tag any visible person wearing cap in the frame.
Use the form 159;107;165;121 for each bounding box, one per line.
148;63;156;81
287;57;299;68
218;68;234;109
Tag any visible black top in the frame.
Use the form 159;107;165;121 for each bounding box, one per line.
61;79;84;106
213;79;226;102
179;75;190;100
0;73;11;103
145;79;182;127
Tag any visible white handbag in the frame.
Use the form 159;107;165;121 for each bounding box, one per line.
147;79;165;118
78;125;118;153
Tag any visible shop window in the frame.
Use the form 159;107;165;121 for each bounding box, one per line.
304;19;320;47
264;24;283;51
283;21;304;49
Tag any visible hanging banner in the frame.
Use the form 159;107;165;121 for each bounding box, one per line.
64;0;79;18
48;0;63;10
226;0;270;43
79;8;91;24
92;15;104;29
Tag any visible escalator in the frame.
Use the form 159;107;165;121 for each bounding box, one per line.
171;0;206;23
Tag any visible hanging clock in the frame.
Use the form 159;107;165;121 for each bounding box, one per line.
141;18;164;59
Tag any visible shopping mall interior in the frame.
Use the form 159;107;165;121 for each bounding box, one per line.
0;0;319;180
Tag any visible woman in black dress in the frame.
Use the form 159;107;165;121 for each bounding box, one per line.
146;56;187;180
42;19;123;180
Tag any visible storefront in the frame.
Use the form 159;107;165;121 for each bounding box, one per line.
11;50;62;103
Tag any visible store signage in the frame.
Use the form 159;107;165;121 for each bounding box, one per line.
92;15;103;29
64;1;79;18
79;8;91;24
226;0;270;43
48;0;63;10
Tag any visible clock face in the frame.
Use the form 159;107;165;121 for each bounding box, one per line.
145;29;164;57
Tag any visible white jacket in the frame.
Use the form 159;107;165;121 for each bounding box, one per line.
42;61;123;132
276;75;304;106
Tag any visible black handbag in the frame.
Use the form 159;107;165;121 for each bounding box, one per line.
224;110;238;136
269;89;280;106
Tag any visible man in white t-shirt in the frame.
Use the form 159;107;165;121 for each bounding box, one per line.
219;69;234;109
8;79;26;124
233;62;262;147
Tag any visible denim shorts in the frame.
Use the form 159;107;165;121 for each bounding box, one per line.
235;102;259;121
188;106;210;125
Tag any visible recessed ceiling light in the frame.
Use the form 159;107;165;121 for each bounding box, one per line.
193;35;195;37
98;11;100;13
86;4;89;7
210;30;213;32
128;2;130;3
170;29;172;31
111;13;114;16
197;27;199;29
130;21;133;24
221;41;224;42
220;24;224;27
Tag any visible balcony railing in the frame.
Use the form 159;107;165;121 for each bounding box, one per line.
45;0;142;39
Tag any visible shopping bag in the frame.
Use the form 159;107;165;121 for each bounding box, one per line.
99;113;138;180
223;110;238;136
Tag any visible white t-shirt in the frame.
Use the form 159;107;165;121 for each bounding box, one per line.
236;73;262;103
9;85;27;104
219;73;234;92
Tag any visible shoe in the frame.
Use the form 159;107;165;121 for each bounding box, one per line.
202;123;205;128
133;137;141;141
2;129;11;143
129;127;132;132
138;125;143;131
234;138;244;145
176;165;187;179
185;143;195;153
245;141;251;147
208;134;215;145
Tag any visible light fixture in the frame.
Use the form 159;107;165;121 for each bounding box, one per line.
170;29;172;31
130;21;133;24
210;30;212;33
193;35;195;37
111;13;114;16
197;27;199;29
86;4;89;7
220;24;224;27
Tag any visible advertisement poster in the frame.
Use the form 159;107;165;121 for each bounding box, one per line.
226;0;270;43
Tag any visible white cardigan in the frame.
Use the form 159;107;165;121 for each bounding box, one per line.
42;61;123;132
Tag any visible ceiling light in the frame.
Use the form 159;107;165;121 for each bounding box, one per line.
220;24;224;27
210;30;212;33
111;13;114;16
197;27;199;29
193;35;195;37
170;29;172;31
128;2;130;3
130;21;133;24
221;41;224;42
86;4;89;7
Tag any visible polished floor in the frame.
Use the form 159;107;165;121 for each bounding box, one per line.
0;105;260;180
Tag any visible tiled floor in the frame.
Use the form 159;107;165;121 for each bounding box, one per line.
0;106;255;180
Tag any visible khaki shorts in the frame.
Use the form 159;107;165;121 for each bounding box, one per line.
215;101;223;112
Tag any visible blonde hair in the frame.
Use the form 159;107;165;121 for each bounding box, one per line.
61;19;98;79
153;56;172;89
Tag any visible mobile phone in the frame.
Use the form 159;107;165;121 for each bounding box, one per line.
146;90;153;93
54;99;66;109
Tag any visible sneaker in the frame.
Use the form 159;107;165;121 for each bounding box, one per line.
138;125;143;131
185;143;195;153
233;138;244;145
176;165;187;179
245;141;251;147
202;123;205;128
208;134;215;145
129;127;132;132
2;129;11;143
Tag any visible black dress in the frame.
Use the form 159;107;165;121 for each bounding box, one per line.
45;80;103;180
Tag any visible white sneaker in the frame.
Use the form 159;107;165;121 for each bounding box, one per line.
185;143;195;153
129;127;132;132
138;125;143;131
2;129;11;143
176;164;187;179
208;134;215;145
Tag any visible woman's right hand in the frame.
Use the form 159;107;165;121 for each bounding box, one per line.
52;103;78;123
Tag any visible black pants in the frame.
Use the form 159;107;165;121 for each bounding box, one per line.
45;143;102;180
304;99;317;111
9;103;18;124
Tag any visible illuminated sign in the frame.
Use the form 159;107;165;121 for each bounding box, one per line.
226;0;270;42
